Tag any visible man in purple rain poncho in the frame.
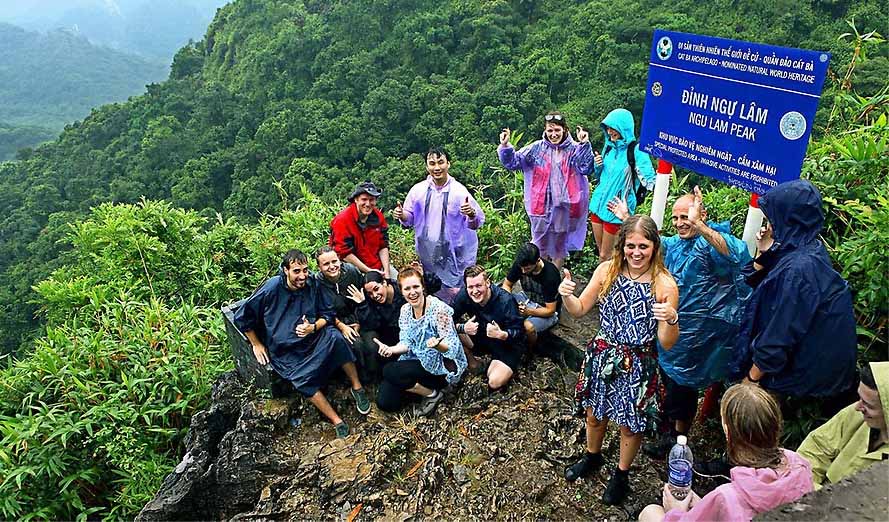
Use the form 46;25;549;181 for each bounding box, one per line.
497;112;594;269
394;146;484;304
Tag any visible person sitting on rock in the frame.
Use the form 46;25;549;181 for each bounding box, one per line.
501;242;561;350
374;267;467;416
452;265;526;390
798;362;889;489
344;269;406;382
638;383;813;522
235;249;370;439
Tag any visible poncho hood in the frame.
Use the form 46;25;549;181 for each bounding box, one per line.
600;108;637;148
871;361;889;424
760;179;824;249
731;449;813;513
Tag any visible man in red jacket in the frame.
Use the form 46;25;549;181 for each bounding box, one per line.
329;180;393;279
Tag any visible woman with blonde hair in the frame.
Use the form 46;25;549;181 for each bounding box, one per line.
559;215;680;505
638;383;814;522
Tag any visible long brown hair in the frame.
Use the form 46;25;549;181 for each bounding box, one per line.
598;215;670;300
721;384;784;469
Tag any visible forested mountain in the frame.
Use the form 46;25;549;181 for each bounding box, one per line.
0;22;168;158
0;1;885;517
0;0;229;60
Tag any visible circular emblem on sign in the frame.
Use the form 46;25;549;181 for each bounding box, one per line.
779;111;807;140
651;82;663;97
819;53;828;63
656;37;673;61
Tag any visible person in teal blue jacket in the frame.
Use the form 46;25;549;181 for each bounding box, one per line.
589;109;656;262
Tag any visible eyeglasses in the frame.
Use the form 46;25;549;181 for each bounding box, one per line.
544;114;564;122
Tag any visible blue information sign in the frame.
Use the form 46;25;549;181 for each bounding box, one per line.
639;30;830;194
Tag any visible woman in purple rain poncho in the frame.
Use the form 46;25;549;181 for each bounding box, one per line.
497;111;594;269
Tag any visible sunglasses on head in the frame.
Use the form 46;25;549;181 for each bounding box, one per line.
544;114;564;122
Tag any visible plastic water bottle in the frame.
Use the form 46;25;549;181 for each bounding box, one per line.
668;435;693;500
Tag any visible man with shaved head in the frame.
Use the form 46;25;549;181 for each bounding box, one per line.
609;186;751;458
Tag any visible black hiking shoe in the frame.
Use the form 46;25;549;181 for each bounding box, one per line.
643;432;677;460
602;469;631;505
694;455;732;481
564;452;604;482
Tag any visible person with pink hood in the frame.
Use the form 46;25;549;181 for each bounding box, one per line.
639;383;813;522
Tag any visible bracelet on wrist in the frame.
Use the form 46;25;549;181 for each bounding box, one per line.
666;313;679;326
747;373;761;383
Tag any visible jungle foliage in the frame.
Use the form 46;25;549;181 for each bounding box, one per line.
0;0;886;518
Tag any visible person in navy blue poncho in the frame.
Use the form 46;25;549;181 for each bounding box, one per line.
731;179;857;412
452;265;526;391
235;249;370;438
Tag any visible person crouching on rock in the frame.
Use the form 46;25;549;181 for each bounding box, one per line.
638;383;813;522
235;249;371;439
374;267;467;416
452;264;526;391
560;215;679;506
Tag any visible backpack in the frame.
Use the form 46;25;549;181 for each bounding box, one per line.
604;139;649;204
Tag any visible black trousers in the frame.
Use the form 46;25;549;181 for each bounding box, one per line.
376;359;447;412
661;371;699;426
352;328;399;384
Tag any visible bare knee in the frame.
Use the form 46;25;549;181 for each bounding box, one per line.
523;320;536;336
638;504;666;522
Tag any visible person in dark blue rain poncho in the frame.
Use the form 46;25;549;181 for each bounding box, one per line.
609;186;751;458
731;179;857;413
235;249;371;439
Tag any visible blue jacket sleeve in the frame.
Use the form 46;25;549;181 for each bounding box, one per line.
752;270;819;375
234;281;270;334
499;294;525;341
634;146;657;190
315;282;335;324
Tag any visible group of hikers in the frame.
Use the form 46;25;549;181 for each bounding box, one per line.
233;109;887;519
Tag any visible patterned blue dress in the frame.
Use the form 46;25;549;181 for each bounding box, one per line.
574;274;662;434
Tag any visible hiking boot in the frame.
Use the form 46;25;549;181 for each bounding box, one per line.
334;422;350;439
602;470;631;505
564;452;604;482
694;455;732;480
643;432;677;460
351;387;371;415
414;390;444;417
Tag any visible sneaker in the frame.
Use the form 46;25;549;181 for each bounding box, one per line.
414;390;444;417
351;387;371;415
694;455;732;480
334;422;350;439
564;452;604;482
601;470;631;505
643;432;677;460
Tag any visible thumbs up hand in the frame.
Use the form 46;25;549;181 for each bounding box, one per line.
652;294;678;324
375;338;394;357
460;196;476;219
594;150;604;167
558;268;576;297
393;202;404;221
463;315;479;336
486;320;506;340
295;316;315;337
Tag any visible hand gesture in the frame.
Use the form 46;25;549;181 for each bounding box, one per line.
576;126;589;143
756;221;774;253
594;150;603;167
252;342;270;366
606;196;630;221
687;185;704;227
652;294;677;324
662;484;699;512
499;128;511;146
345;284;366;304
460;196;476;219
426;337;442;351
374;338;394;357
463;315;479;336
486;321;505;340
393;202;404;222
517;300;530;316
339;322;359;345
558;269;576;297
295;316;314;337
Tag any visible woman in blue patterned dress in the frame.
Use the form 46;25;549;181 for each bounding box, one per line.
374;267;467;416
559;215;680;505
